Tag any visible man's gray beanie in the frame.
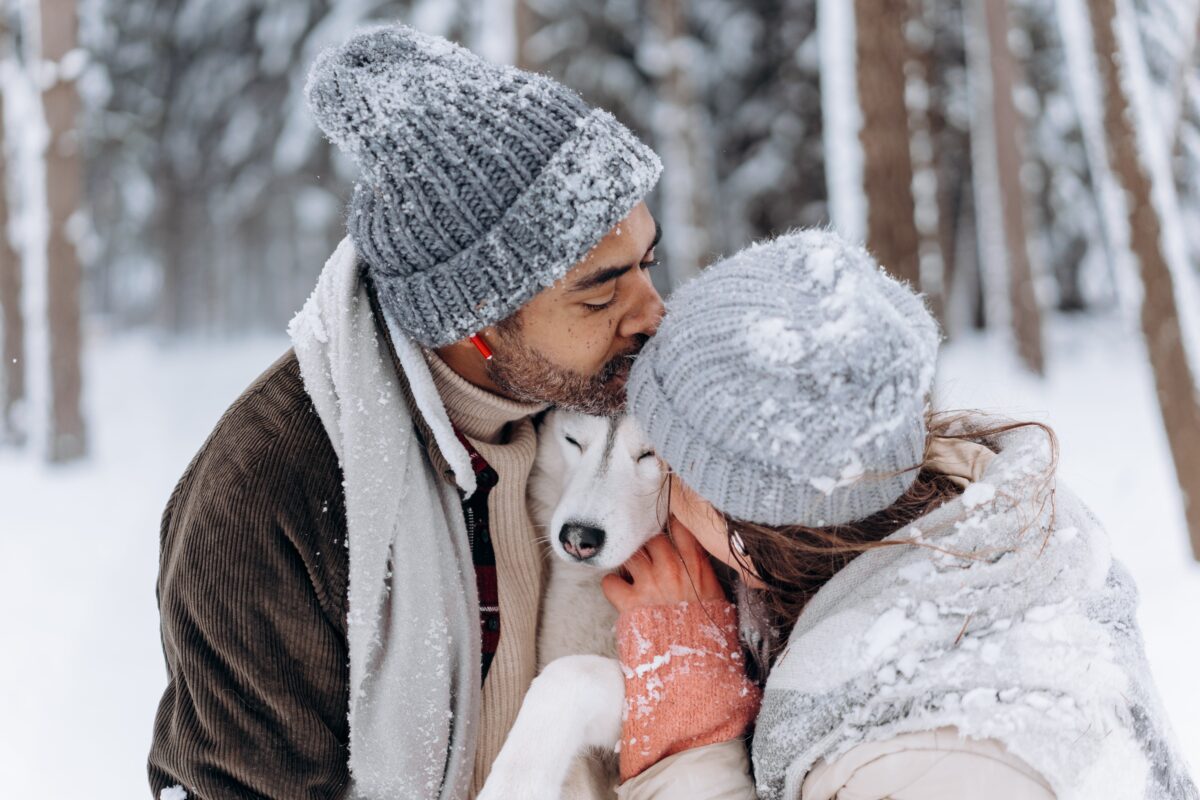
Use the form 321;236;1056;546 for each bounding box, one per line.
628;229;941;528
305;24;662;347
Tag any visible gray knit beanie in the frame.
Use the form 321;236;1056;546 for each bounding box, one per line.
305;24;662;347
628;229;941;528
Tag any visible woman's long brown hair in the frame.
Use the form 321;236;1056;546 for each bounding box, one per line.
716;411;1058;669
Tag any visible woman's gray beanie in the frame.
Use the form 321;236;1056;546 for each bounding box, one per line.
305;24;662;347
628;229;941;528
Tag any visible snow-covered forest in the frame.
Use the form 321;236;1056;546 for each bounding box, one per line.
1;0;1199;795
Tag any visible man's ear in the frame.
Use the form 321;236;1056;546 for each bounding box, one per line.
432;336;475;362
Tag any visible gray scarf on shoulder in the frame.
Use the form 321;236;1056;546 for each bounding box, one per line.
289;237;480;800
753;421;1197;800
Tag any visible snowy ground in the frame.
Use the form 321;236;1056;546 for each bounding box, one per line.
1;313;1197;798
0;332;291;798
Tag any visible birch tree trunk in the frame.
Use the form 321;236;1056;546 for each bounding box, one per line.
41;0;86;462
1090;0;1200;559
854;0;921;288
965;0;1045;374
0;15;25;446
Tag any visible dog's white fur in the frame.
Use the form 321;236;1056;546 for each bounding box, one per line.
478;410;666;799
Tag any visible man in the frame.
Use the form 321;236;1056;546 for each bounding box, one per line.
148;24;663;799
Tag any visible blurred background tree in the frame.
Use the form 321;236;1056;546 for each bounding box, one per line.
2;0;1200;558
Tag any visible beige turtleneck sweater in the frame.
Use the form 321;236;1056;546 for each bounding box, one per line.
425;352;550;796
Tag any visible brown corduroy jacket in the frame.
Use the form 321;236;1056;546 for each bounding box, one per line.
148;341;455;799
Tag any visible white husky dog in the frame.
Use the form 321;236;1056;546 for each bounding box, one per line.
478;409;667;799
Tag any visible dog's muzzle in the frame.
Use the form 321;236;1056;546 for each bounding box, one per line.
559;523;606;562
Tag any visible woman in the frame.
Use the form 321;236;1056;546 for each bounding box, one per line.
603;230;1197;799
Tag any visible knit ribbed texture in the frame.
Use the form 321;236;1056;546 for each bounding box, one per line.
425;353;548;796
616;600;762;782
627;229;940;527
149;351;352;799
305;24;662;347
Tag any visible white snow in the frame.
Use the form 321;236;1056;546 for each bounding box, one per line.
862;606;916;660
745;314;810;366
0;332;288;798
960;481;997;509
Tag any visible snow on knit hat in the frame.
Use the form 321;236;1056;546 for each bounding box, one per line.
628;229;941;528
305;24;662;347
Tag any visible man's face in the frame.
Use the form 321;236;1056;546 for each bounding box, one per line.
486;202;664;414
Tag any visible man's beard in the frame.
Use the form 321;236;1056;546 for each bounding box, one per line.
486;331;649;415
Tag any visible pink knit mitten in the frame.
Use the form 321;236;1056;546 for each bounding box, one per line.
616;600;762;781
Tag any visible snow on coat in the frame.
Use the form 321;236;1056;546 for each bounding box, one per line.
289;237;481;800
752;420;1198;800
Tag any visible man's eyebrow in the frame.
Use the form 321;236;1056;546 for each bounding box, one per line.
568;264;635;293
567;220;662;294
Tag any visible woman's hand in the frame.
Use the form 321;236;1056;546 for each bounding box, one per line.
601;517;761;782
601;516;727;614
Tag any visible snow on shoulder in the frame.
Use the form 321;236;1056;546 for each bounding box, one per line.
752;421;1197;800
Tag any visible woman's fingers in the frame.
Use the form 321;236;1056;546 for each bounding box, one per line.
622;541;656;583
601;572;636;611
604;524;730;613
644;532;682;565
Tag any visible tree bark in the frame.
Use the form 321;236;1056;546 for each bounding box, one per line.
965;0;1045;373
1090;0;1200;559
652;0;717;288
984;0;1044;374
41;0;86;462
906;0;946;325
0;17;25;446
855;0;921;288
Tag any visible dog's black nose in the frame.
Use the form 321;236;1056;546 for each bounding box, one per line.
559;523;606;561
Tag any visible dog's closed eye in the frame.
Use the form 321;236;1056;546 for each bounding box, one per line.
564;435;583;450
637;451;654;462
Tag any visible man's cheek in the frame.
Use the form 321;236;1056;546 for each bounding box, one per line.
574;335;616;374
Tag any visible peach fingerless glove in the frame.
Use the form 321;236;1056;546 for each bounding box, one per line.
616;599;763;782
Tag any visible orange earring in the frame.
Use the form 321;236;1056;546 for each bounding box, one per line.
469;333;493;361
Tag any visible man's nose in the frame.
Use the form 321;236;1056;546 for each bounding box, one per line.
620;278;666;339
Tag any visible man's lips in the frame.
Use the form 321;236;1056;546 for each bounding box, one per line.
603;359;634;387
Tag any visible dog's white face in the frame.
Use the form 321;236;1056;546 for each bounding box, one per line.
532;410;667;572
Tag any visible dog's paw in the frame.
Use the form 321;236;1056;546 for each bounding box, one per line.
536;654;624;750
478;757;564;800
479;656;625;800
